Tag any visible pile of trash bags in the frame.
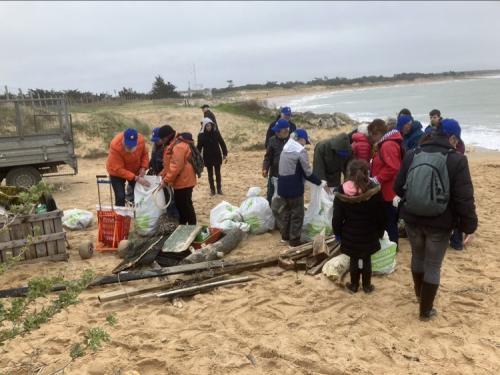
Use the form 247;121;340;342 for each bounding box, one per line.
210;187;275;235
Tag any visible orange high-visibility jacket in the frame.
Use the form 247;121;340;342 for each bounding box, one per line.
161;135;197;189
106;132;149;181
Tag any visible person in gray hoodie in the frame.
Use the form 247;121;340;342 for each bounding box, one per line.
277;129;322;247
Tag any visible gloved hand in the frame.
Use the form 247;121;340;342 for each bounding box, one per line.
392;196;402;208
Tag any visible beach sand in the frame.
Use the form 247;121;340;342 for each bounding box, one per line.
0;106;499;375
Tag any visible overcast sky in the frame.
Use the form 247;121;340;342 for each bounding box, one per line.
1;1;500;93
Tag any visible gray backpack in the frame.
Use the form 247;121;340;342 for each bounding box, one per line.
403;149;452;216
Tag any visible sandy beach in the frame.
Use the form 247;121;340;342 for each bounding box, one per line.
0;104;499;375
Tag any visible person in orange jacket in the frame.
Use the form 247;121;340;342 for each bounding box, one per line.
160;132;197;224
106;128;150;206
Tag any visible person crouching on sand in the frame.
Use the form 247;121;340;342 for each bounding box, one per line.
277;129;321;247
333;160;386;294
394;119;477;320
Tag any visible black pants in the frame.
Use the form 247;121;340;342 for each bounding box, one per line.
349;255;372;286
206;164;222;192
110;176;135;206
279;196;304;242
174;187;197;225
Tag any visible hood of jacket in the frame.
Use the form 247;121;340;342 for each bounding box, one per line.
283;138;304;153
334;184;381;203
379;129;403;145
352;132;370;144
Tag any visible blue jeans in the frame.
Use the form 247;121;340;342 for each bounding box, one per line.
450;228;463;250
384;202;399;245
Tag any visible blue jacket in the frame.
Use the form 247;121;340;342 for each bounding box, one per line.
278;139;321;198
403;121;424;151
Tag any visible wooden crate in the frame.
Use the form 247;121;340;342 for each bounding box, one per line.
0;210;68;264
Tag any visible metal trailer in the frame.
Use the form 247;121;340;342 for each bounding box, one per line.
0;98;77;187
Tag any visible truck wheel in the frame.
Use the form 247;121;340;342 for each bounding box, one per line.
5;167;42;188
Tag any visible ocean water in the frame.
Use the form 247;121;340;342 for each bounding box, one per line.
268;75;500;150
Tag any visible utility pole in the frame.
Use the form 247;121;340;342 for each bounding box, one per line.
193;64;198;90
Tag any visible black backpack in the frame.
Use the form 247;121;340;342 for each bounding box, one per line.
188;143;204;178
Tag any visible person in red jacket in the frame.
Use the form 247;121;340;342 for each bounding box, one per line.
106;128;150;206
368;119;403;245
351;123;372;162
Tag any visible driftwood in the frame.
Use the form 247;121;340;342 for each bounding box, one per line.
306;246;342;276
112;236;166;274
280;236;337;260
156;276;253;298
0;255;279;298
98;275;228;303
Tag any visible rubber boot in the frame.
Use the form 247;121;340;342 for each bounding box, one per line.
412;272;424;301
419;282;439;321
346;271;360;294
362;271;375;294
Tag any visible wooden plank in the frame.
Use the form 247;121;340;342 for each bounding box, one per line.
43;218;57;256
0;228;11;263
53;217;66;254
18;252;68;265
156;276;253;298
0;210;64;225
161;225;202;253
0;232;66;251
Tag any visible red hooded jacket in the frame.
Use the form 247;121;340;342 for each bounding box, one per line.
371;130;403;202
351;132;372;162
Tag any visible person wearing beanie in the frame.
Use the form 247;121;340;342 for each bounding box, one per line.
394;118;477;321
197;117;228;196
351;123;372;162
264;106;297;148
277;128;321;247
368;119;403;245
313;133;352;191
397;114;424;151
160;131;198;225
106;128;150;206
333;159;386;294
263;118;291;204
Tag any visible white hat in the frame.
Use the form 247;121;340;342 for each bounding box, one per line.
202;117;214;126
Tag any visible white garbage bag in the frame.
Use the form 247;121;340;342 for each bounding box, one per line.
62;209;93;230
322;254;350;281
239;187;275;234
302;182;334;241
210;201;250;232
134;176;166;236
371;232;397;274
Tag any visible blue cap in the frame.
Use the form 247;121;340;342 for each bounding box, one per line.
281;106;292;117
440;118;461;139
151;127;160;142
271;119;290;133
123;128;138;148
396;115;413;131
295;128;310;144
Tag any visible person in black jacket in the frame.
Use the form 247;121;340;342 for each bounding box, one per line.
264;106;296;148
262;119;290;204
197;118;228;196
333;159;386;294
394;118;478;321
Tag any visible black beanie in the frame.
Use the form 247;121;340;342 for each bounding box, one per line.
158;125;175;139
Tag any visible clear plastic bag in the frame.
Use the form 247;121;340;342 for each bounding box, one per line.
302;182;334;241
210;201;250;232
62;209;93;230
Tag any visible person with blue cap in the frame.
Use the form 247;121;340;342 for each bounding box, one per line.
262;118;291;204
394;118;477;321
312;133;352;191
106;128;150;206
148;125;176;175
264;106;297;148
277;128;322;247
397;114;424;151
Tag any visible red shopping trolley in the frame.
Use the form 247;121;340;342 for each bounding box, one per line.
95;175;132;252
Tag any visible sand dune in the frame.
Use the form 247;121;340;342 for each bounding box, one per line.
0;107;498;375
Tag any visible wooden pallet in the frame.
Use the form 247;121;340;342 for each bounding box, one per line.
0;210;68;263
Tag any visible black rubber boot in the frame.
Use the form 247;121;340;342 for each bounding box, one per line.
217;188;223;195
419;282;439;321
346;271;360;294
412;272;424;301
362;271;375;294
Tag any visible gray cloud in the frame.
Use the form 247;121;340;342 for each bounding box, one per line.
1;1;499;92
